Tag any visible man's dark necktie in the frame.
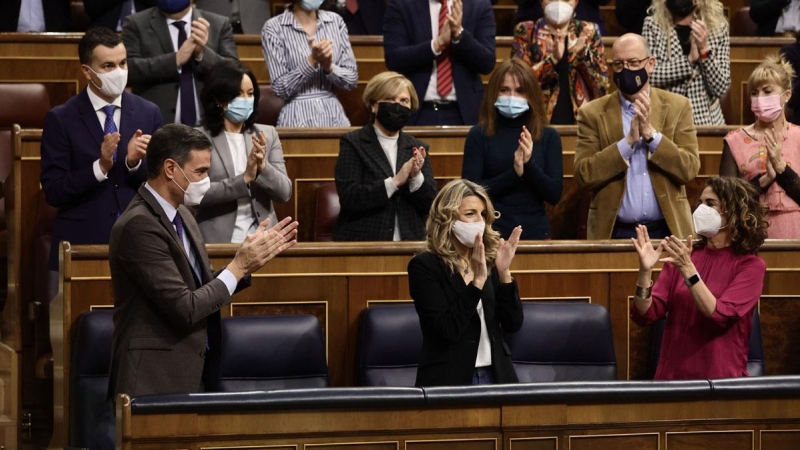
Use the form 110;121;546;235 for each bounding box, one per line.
101;104;118;164
172;21;198;126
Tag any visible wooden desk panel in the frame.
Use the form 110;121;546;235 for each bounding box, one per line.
48;241;800;450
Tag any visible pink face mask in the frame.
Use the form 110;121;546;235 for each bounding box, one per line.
751;94;784;123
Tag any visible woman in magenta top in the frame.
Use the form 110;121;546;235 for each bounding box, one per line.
630;176;769;380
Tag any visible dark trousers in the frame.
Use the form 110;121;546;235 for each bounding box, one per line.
414;102;464;125
611;219;670;239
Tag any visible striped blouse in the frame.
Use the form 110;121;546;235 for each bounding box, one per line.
262;9;358;127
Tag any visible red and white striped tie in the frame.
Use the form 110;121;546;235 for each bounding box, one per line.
436;0;453;98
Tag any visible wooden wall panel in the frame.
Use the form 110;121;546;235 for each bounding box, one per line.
507;437;557;450
665;431;753;450
759;430;800;450
569;433;659;450
759;296;800;376
405;438;498;450
306;443;398;450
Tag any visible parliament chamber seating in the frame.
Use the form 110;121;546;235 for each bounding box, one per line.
256;84;284;127
70;310;114;450
357;304;422;387
313;182;340;242
217;314;329;391
650;308;765;377
507;303;617;382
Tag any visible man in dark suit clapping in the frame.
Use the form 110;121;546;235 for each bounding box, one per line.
41;27;163;276
108;124;298;397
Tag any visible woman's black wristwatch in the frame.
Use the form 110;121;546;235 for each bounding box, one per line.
684;273;701;287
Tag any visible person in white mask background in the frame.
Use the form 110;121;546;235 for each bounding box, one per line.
261;0;357;126
511;0;609;125
194;61;292;243
721;55;800;238
642;0;730;126
40;27;163;284
462;59;563;240
408;179;523;386
630;176;768;380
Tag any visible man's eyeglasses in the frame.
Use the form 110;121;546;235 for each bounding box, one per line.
611;58;650;71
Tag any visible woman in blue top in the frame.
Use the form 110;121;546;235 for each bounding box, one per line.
462;58;563;240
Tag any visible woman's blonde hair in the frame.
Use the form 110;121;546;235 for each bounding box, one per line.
362;71;419;114
648;0;726;35
424;179;501;274
748;54;796;92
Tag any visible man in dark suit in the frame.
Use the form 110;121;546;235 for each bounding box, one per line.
383;0;496;125
195;0;271;34
83;0;158;31
0;0;72;31
122;1;239;125
108;124;298;397
40;27;163;273
341;0;386;35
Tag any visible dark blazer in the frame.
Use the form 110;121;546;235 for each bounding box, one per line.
750;0;791;36
122;6;240;124
383;0;496;125
108;185;248;397
83;0;158;30
333;125;437;241
408;252;523;386
0;0;72;31
40;89;163;270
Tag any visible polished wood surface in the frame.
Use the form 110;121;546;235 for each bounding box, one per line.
0;34;792;127
116;390;800;450
48;240;800;449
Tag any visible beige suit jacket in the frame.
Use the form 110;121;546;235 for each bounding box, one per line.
574;87;700;240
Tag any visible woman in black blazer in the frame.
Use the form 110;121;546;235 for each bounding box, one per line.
408;179;524;386
333;72;437;241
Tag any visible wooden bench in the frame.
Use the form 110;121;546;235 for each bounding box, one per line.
49;241;800;450
115;379;800;450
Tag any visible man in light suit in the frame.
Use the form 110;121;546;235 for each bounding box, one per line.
41;27;163;272
574;34;700;240
383;0;496;125
122;0;239;125
195;0;271;34
108;124;298;397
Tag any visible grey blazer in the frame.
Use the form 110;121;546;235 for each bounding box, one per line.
195;124;292;243
195;0;271;34
122;7;240;124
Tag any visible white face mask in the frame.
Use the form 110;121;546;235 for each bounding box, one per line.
544;1;574;26
452;220;486;248
87;66;128;99
173;164;211;206
692;204;723;238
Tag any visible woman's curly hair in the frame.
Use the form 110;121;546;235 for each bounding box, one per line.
698;176;769;255
424;179;501;274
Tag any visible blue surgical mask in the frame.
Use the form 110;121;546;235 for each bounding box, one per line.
300;0;324;10
158;0;191;14
224;97;254;123
494;96;530;118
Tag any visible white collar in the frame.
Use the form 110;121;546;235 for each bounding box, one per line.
165;7;193;26
87;85;122;112
145;182;178;222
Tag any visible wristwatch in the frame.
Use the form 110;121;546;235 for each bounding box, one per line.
684;273;701;287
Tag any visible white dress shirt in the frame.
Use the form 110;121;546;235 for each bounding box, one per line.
424;0;458;102
224;131;258;243
86;87;141;181
166;8;202;125
17;0;46;32
777;0;800;33
375;125;424;241
475;299;492;367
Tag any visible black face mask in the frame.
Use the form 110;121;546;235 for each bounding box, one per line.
613;67;649;96
376;102;411;132
666;0;696;18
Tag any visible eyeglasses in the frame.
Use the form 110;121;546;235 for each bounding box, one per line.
611;58;650;71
